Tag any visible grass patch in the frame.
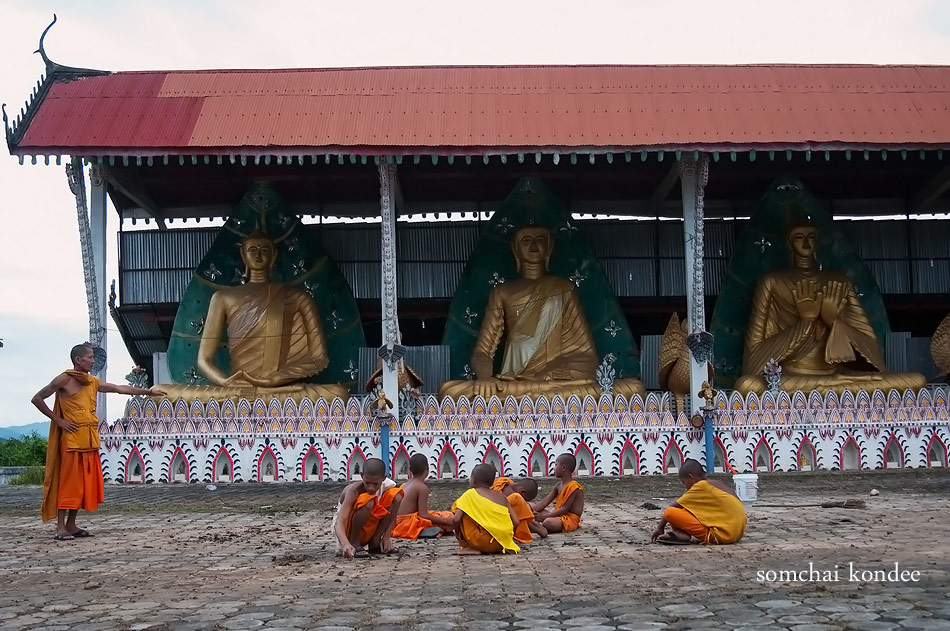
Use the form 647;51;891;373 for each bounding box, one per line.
10;466;45;485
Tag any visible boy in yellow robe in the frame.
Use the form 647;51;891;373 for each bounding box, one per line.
393;454;454;539
491;476;547;542
32;344;163;541
652;458;747;545
453;464;520;554
332;458;404;558
532;453;584;533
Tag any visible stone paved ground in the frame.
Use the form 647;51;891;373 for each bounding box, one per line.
0;470;948;631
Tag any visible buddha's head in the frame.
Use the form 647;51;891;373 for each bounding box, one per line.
512;225;553;272
239;230;277;279
787;223;818;263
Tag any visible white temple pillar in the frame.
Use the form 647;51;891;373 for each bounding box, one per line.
67;159;109;421
678;154;711;416
377;160;400;421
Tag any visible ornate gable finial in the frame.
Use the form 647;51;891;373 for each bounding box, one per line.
35;14;109;78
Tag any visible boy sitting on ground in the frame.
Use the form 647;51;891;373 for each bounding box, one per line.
491;476;547;541
393;454;455;539
652;458;747;545
453;464;520;555
332;458;403;558
531;453;584;533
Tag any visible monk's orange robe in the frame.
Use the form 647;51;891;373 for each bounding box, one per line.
554;479;583;532
490;477;515;492
454;488;519;554
668;480;747;544
489;477;535;542
392;510;454;539
347;487;403;546
41;371;104;522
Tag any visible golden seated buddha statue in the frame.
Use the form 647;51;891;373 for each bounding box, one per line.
733;223;926;396
158;231;349;402
439;225;644;401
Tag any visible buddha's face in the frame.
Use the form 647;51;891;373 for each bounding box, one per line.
788;226;818;259
240;237;276;272
513;227;552;266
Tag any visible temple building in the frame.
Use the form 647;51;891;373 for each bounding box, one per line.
7;30;950;481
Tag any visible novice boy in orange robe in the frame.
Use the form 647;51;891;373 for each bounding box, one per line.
332;458;404;558
32;343;164;541
652;458;747;545
532;453;584;533
491;476;547;542
453;464;520;555
392;454;455;539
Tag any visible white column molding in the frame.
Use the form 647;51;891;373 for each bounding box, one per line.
377;161;401;421
678;154;711;416
67;159;109;420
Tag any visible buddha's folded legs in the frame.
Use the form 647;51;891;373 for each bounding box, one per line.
733;372;927;396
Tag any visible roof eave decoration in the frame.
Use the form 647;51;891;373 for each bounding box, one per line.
4;14;110;153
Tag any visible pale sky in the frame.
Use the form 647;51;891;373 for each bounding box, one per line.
2;0;950;426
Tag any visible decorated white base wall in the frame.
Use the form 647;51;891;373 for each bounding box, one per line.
101;388;950;483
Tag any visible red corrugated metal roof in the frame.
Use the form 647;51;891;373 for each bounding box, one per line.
10;64;950;155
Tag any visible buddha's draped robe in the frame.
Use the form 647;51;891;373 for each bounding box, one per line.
454;489;520;554
223;284;325;384
668;480;747;544
160;283;348;402
554;479;583;532
41;371;104;521
735;270;926;395
439;277;643;399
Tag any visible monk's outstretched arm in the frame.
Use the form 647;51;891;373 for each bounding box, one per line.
540;488;584;519
335;486;360;558
530;486;557;513
31;374;76;432
651;501;683;541
418;486;453;528
98;382;165;396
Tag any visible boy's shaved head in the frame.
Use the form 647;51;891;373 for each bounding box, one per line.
678;458;705;479
557;453;577;473
516;477;539;501
409;453;429;476
363;458;386;478
471;463;497;486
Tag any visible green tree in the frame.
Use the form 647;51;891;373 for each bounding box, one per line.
0;432;47;466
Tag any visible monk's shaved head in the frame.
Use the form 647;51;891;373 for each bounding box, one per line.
516;477;539;501
70;343;93;363
471;463;497;486
678;458;706;479
557;453;577;473
409;453;429;476
363;458;386;478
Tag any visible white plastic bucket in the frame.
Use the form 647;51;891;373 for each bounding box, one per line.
733;473;759;502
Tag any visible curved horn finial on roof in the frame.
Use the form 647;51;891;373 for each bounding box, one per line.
34;14;57;70
32;13;109;78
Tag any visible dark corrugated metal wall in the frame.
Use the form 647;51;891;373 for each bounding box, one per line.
118;219;950;305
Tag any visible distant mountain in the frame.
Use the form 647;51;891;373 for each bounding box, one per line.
0;422;49;441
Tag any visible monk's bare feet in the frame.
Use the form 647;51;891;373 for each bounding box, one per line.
454;547;482;555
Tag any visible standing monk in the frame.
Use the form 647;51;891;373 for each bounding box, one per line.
32;344;165;540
